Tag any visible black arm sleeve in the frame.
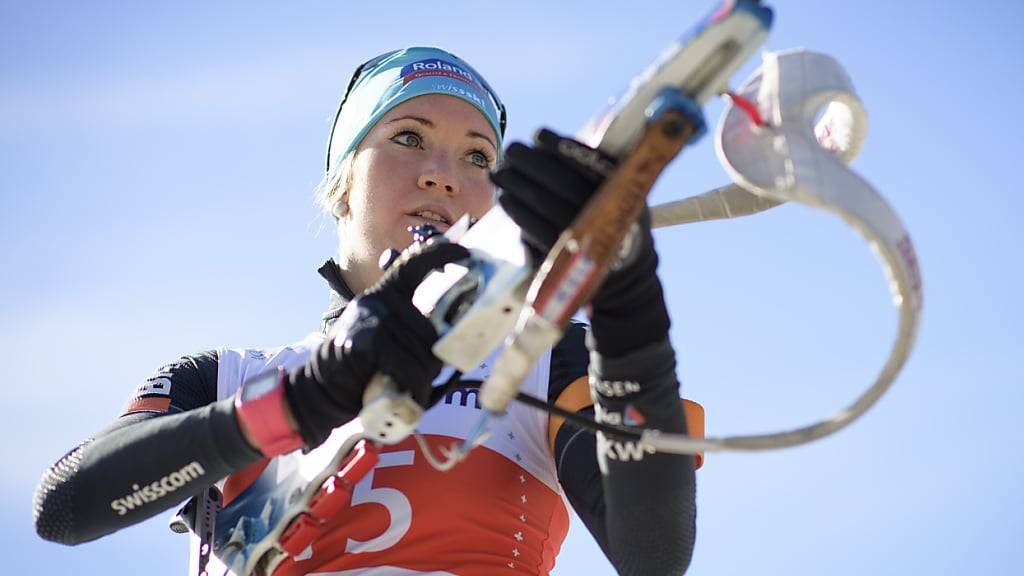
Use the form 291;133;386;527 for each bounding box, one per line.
550;324;612;555
547;321;590;403
553;335;697;576
554;406;613;556
33;352;262;545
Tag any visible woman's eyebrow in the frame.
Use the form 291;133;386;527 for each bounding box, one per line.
385;115;433;127
467;130;496;151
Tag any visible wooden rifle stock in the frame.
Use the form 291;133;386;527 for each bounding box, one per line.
481;102;700;413
531;108;696;327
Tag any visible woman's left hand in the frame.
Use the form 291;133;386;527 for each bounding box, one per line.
490;129;669;357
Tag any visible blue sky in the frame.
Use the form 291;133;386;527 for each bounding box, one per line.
2;0;1021;574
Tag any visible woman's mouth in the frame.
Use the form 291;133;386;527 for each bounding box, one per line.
410;209;451;225
405;206;455;232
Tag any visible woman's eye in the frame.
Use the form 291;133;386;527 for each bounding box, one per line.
468;150;491;168
392;131;422;148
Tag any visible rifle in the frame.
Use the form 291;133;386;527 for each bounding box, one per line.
177;0;923;572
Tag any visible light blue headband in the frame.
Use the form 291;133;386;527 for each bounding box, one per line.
326;46;507;174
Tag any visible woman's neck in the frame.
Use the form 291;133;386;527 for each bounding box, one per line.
335;253;383;296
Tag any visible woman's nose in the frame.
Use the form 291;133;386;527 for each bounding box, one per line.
417;160;460;196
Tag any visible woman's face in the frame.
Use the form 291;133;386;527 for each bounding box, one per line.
337;94;499;292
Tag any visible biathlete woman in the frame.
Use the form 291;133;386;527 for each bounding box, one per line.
34;46;700;576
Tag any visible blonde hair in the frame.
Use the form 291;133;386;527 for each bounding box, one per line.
315;152;356;220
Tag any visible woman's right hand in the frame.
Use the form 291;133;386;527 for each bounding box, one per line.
286;240;469;448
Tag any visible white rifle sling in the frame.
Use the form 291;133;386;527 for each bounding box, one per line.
649;53;867;227
643;49;923;454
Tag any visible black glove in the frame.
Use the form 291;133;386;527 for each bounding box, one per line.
286;240;469;448
491;128;669;357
